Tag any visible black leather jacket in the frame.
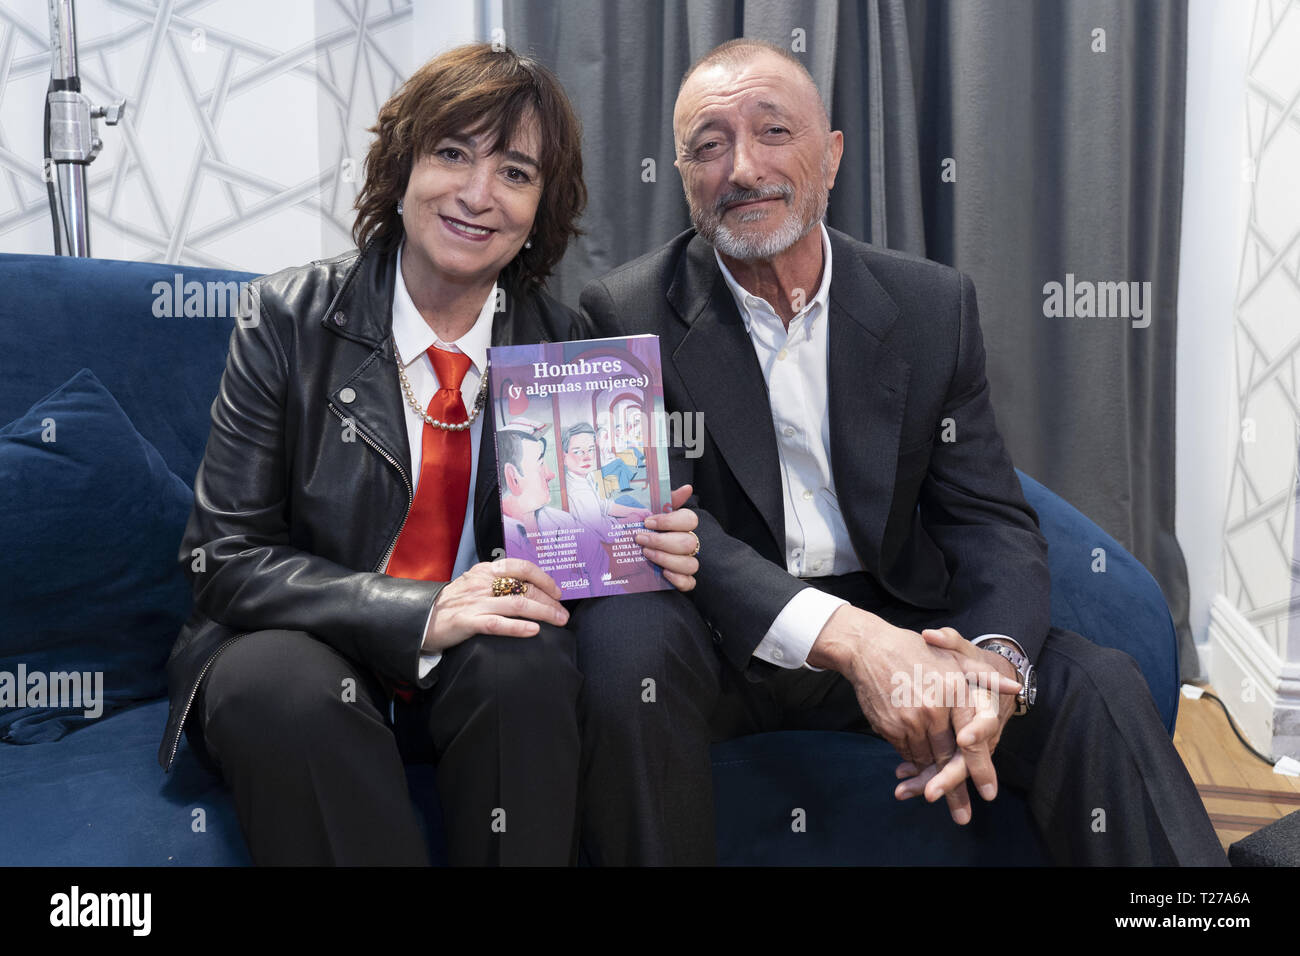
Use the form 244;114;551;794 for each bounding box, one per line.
158;240;589;770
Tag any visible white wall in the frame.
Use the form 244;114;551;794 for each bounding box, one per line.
0;0;500;272
1184;0;1300;757
1176;0;1254;676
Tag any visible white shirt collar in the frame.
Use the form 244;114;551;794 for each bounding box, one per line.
714;221;833;335
391;240;495;373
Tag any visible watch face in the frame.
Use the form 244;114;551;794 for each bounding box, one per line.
1026;668;1038;706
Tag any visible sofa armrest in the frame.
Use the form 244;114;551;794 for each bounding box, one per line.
1016;469;1179;735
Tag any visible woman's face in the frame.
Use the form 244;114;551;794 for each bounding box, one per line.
400;113;543;291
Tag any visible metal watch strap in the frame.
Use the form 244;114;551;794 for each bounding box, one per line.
970;634;1035;715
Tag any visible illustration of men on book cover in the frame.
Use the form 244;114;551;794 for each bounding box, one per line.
487;335;673;600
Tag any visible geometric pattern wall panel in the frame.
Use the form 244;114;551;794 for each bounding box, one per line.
0;0;496;273
1221;0;1300;662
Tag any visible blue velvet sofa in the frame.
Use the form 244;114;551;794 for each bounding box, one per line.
0;251;1180;866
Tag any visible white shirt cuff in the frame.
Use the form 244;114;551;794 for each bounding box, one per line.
752;588;848;670
417;602;441;680
418;651;441;680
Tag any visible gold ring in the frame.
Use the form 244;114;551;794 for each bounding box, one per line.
492;576;528;597
688;531;700;557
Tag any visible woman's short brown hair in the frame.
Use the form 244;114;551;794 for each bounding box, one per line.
353;43;585;290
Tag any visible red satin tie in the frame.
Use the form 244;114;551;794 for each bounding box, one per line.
386;346;473;582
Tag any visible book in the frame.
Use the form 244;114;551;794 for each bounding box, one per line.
486;334;673;600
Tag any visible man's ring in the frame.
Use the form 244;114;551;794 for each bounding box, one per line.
688;531;701;557
492;576;528;597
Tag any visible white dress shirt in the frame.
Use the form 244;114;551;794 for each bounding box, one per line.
384;240;496;679
714;223;853;669
716;224;1010;668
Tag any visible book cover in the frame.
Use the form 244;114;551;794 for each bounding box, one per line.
486;334;673;600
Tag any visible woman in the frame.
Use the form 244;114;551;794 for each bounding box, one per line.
157;44;701;866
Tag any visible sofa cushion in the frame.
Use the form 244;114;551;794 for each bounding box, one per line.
0;369;193;743
0;699;250;865
0;710;1049;865
711;730;1049;865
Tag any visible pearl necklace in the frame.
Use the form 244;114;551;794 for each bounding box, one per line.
394;337;489;431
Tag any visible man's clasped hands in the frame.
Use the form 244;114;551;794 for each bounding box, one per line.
805;605;1024;825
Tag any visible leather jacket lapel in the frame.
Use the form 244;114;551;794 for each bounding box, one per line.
321;241;414;489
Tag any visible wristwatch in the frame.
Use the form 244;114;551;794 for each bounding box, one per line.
970;634;1037;716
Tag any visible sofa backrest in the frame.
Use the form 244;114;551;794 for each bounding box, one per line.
0;253;258;486
0;252;1179;734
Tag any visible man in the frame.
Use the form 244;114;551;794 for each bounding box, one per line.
561;422;649;526
575;38;1226;865
499;424;604;596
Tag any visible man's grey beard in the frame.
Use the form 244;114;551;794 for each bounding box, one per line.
690;168;829;260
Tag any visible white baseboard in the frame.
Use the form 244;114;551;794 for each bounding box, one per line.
1207;595;1300;760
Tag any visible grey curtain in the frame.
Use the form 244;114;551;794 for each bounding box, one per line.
503;0;927;296
505;0;1198;678
904;0;1194;678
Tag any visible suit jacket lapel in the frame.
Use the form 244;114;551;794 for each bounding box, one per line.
824;228;910;574
473;286;534;557
669;234;786;551
473;400;501;558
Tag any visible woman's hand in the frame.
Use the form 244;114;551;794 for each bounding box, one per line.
421;559;569;653
635;484;701;592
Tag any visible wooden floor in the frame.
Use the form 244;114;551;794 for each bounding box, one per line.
1173;686;1300;853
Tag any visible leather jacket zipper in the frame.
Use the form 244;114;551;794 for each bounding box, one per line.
167;634;241;768
327;403;414;572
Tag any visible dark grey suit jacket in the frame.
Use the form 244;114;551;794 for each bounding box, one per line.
580;226;1051;672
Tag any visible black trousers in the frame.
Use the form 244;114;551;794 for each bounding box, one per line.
196;624;583;866
571;576;1229;866
570;590;723;866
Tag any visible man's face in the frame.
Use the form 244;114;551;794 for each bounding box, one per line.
506;437;555;512
673;51;843;260
564;433;598;476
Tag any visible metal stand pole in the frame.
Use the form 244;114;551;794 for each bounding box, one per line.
45;0;125;257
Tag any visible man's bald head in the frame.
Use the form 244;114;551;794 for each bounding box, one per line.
674;39;830;147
